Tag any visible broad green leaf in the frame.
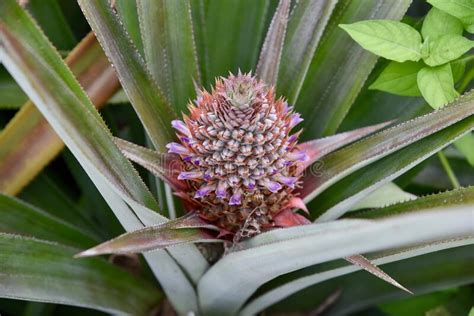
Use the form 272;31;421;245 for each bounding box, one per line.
0;2;205;312
298;0;412;138
417;62;474;167
245;240;474;315
137;0;200;113
77;214;220;257
198;207;474;315
0;67;28;109
421;8;464;40
428;0;474;24
417;64;458;108
276;0;338;103
369;61;423;96
350;182;416;211
423;35;474;66
469;307;474;316
299;90;474;204
0;193;98;248
0;33;119;196
256;0;290;85
0;233;161;315
191;0;269;86
26;0;76;50
340;20;422;63
350;186;474;219
78;0;177;151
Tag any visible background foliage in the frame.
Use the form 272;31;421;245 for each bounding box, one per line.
0;0;473;315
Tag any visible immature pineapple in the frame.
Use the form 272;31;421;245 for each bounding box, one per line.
167;72;309;236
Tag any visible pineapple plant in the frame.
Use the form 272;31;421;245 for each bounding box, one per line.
0;0;473;315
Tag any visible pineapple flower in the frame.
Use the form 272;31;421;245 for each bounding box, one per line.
166;72;310;238
76;72;392;256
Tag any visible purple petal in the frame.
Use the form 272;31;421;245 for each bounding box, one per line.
178;171;202;180
229;192;242;205
194;184;215;199
289;113;304;128
166;142;190;155
264;180;282;193
171;120;191;137
275;175;298;188
286;150;309;162
180;137;191;144
216;181;228;199
288;134;298;143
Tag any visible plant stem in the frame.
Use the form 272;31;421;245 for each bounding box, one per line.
437;152;460;189
434;54;474;189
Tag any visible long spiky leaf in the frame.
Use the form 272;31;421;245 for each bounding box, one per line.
256;0;290;85
78;0;177;151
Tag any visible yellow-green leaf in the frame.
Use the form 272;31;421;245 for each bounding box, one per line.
340;20;422;62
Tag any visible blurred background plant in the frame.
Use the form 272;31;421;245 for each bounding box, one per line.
0;0;473;315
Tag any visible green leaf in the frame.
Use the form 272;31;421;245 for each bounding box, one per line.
299;90;474;205
454;133;474;165
26;0;76;50
0;1;205;312
0;33;119;196
417;64;459;108
309;113;474;221
198;207;474;315
340;20;422;62
427;0;474;25
466;23;474;33
298;121;393;170
249;241;474;315
20;173;103;238
77;214;220;257
0;66;27;109
276;0;338;102
451;58;466;82
351;186;474;219
0;233;162;315
78;0;177;151
256;0;290;85
298;0;412;138
0;193;98;248
422;7;464;41
344;254;412;294
350;182;416;211
191;0;269;86
423;35;474;66
114;137;187;191
369;61;423;96
137;0;200;113
115;0;143;54
469;306;474;316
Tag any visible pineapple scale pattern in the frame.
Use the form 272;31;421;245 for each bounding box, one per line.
167;72;307;235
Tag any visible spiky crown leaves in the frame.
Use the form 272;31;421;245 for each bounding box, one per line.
167;72;307;234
